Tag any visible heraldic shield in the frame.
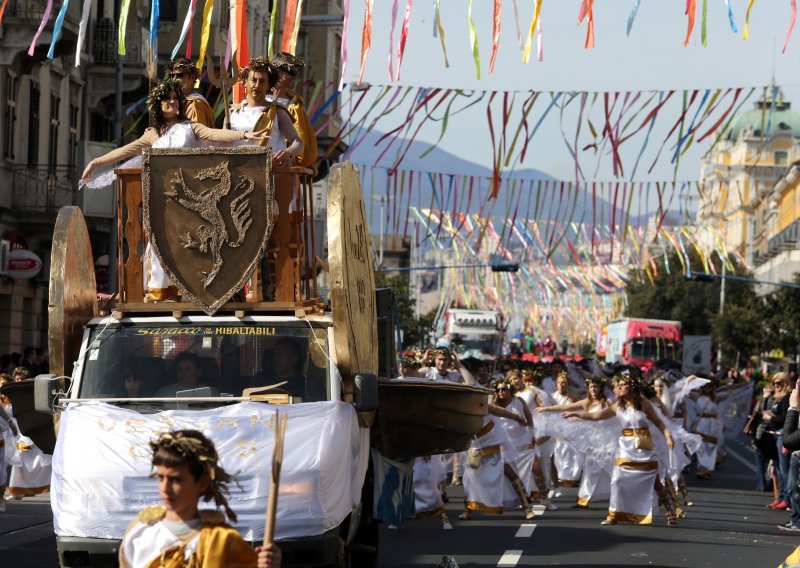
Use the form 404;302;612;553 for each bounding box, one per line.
142;146;273;314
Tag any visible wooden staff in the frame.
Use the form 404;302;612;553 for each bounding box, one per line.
205;53;238;129
263;410;288;546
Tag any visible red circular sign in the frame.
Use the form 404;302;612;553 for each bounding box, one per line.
7;249;42;279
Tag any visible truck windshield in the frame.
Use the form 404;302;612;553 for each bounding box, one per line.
77;322;330;404
628;338;679;362
449;333;500;358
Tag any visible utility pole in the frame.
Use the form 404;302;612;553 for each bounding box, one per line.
717;262;726;370
109;0;124;293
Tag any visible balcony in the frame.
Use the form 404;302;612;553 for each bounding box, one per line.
6;0;81;35
12;165;78;214
91;19;145;68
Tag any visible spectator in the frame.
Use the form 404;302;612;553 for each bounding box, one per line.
21;347;39;377
12;367;30;382
765;373;793;509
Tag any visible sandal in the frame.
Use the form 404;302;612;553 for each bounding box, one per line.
457;511;471;521
600;516;616;525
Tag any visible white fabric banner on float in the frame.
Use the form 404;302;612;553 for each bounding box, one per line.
52;401;369;541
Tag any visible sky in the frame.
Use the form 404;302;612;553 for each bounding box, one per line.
338;1;800;189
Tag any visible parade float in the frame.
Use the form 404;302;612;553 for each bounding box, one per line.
17;154;488;568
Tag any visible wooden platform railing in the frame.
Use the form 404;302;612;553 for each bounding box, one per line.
115;165;320;309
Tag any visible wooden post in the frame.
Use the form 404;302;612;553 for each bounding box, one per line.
263;411;288;545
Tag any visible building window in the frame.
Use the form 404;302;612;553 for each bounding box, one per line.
4;72;17;160
775;151;789;166
68;103;79;182
49;93;61;174
160;0;178;22
28;83;40;168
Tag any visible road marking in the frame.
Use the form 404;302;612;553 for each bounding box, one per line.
532;504;545;516
515;523;537;537
497;550;523;567
726;444;756;473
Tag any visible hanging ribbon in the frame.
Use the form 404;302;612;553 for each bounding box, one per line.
396;0;414;80
724;0;738;33
683;0;696;47
171;0;199;60
784;0;797;53
0;0;10;27
523;0;543;63
433;0;450;66
467;0;481;79
268;0;280;58
48;0;72;60
489;0;502;74
338;0;350;89
357;0;374;86
626;0;641;36
701;0;708;46
289;0;305;55
146;0;160;77
28;0;54;57
118;0;132;55
74;0;92;66
388;0;399;81
743;0;757;40
578;0;595;49
280;0;300;53
537;17;544;61
197;0;215;77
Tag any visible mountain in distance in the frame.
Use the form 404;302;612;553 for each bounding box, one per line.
343;127;674;229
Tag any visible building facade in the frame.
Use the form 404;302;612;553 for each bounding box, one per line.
0;0;343;355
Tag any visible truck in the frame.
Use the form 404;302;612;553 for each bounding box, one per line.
5;153;488;568
441;308;505;360
603;318;682;368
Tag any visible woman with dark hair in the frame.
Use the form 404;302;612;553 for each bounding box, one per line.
80;78;268;300
156;352;218;397
563;374;674;526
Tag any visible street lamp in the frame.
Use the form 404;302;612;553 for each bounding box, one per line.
686;270;800;290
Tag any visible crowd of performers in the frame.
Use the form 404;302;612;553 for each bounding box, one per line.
401;349;752;528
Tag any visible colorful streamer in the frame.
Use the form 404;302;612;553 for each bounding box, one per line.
47;0;72;60
196;0;214;79
467;0;481;79
28;0;54;57
396;0;414;80
626;0;641;36
523;0;543;63
433;0;450;67
489;0;502;74
0;0;10;28
74;0;92;66
784;0;797;53
683;0;696;47
338;0;351;89
118;0;132;55
578;0;595;49
388;0;399;81
268;0;279;58
171;0;199;61
280;0;301;54
743;0;757;40
357;0;374;86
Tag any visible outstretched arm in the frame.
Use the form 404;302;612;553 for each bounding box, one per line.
642;397;674;450
81;129;160;180
562;405;615;421
535;398;587;413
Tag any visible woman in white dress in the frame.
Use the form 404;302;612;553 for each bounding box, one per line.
81;79;270;301
551;371;583;486
536;375;613;508
564;374;674;525
691;380;722;479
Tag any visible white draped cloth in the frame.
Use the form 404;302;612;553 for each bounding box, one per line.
495;397;537;505
462;414;506;514
608;405;659;524
576;401;612;506
692;394;721;474
413;456;446;518
551;392;583;484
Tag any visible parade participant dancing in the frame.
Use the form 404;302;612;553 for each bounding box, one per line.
551;370;582;487
536;375;612;508
459;378;536;521
80;78;268;301
166;58;215;127
692;378;722;480
229;56;303;166
119;430;280;567
563;374;674;526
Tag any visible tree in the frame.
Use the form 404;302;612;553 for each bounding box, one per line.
625;250;764;367
374;271;436;349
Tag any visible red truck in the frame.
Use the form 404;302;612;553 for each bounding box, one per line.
602;318;682;368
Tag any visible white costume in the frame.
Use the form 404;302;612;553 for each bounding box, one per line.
552;392;583;485
495;397;538;505
413;456;447;518
8;432;52;498
424;368;464;384
576;400;612;506
608;405;659;524
229;100;288;151
692;394;720;475
462;415;505;514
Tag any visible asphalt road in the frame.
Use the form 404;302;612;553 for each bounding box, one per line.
1;434;798;567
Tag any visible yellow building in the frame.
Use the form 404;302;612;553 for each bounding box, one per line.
697;91;800;267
